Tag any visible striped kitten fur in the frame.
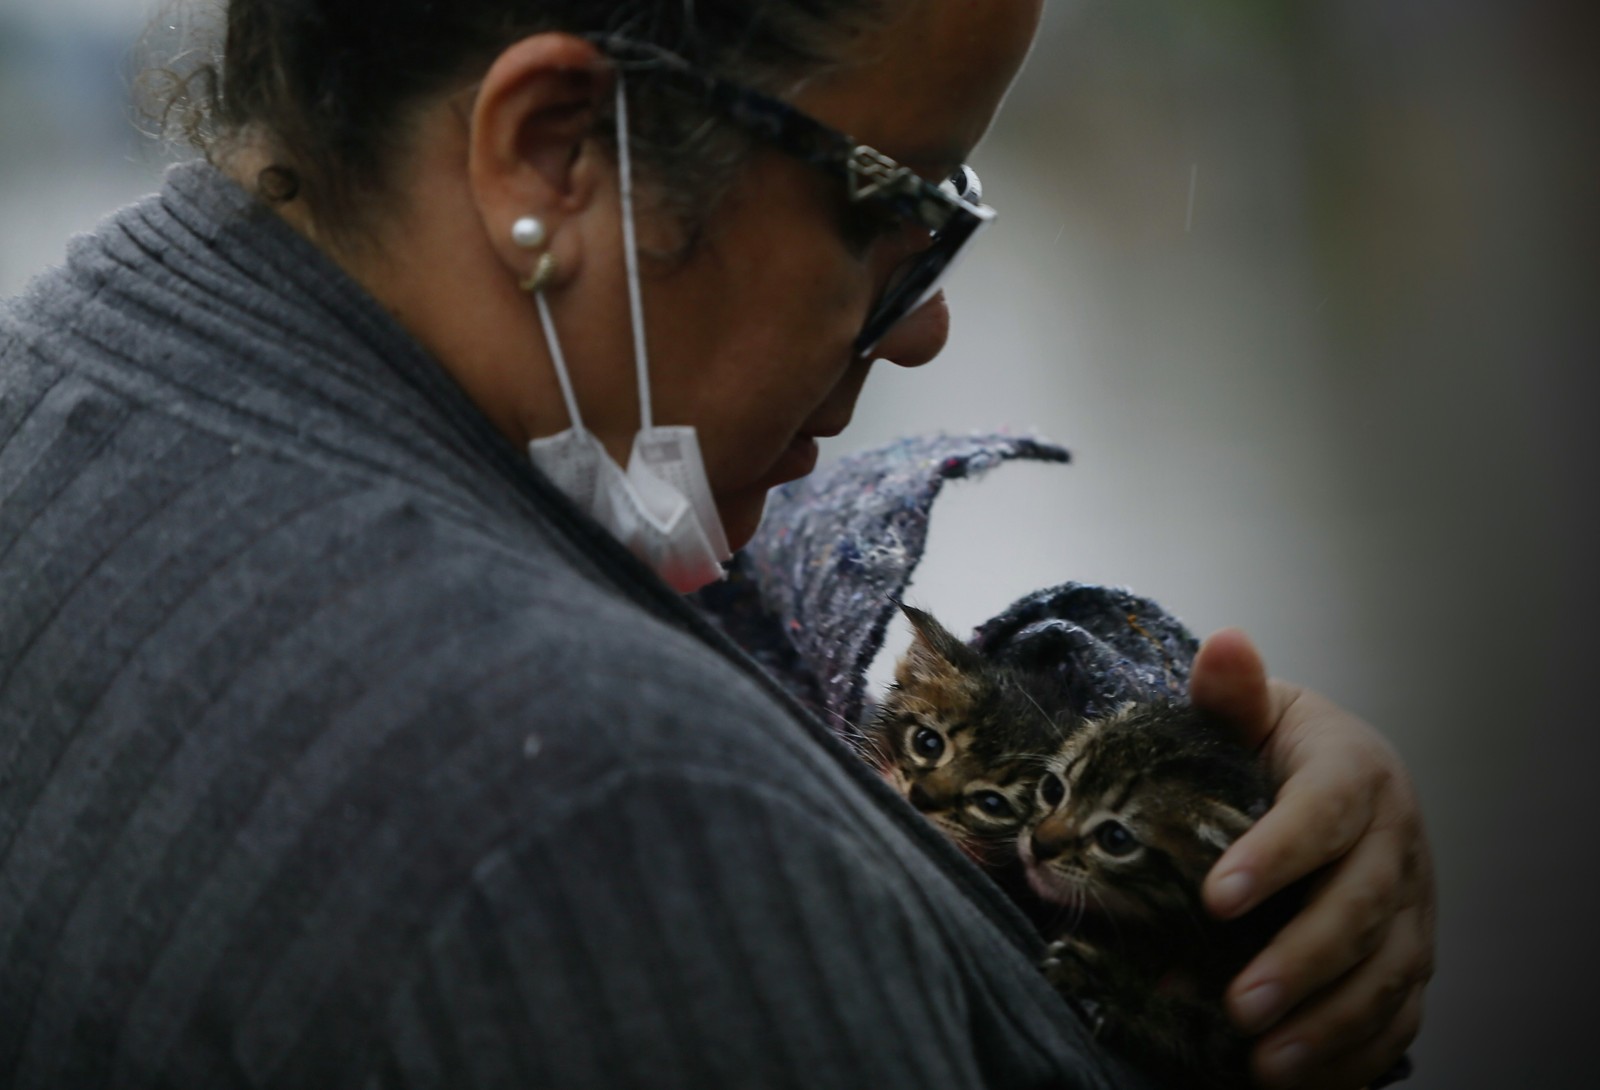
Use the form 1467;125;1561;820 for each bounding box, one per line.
869;606;1283;1090
863;605;1072;864
1024;701;1281;1090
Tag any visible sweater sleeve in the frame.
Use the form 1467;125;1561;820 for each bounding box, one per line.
371;765;1043;1090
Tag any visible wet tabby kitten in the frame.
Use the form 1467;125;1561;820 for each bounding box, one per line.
1024;701;1280;1090
864;605;1070;864
869;606;1282;1090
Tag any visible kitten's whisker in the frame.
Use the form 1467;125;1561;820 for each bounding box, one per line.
828;704;871;744
1019;688;1060;737
993;750;1054;773
1088;888;1126;946
857;732;893;769
855;717;897;770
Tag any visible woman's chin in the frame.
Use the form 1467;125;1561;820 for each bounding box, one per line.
716;437;820;551
718;491;771;554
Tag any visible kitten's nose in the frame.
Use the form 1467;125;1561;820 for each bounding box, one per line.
1030;812;1076;862
1030;832;1067;863
908;783;938;811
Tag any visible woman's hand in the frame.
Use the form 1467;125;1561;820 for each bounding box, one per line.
1190;629;1434;1089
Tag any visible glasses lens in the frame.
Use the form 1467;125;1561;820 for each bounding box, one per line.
853;205;986;356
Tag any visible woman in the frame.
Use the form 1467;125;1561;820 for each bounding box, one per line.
0;1;1431;1087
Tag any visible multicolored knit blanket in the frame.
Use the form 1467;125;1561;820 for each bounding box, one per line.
693;433;1200;745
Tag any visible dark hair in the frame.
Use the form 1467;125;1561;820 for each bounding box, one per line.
151;1;897;247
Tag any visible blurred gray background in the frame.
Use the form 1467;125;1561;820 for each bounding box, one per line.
2;1;1595;1086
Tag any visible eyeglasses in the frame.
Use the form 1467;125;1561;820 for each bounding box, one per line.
586;35;997;357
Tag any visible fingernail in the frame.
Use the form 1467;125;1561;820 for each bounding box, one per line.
1212;870;1254;914
1260;1040;1309;1085
1233;980;1285;1032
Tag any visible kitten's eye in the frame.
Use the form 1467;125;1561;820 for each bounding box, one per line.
1038;773;1066;809
969;790;1015;820
911;727;946;762
1093;821;1139;857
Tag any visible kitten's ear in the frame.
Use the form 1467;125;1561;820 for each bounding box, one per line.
898;603;981;681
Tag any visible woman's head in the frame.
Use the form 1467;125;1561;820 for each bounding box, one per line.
166;1;1042;551
177;0;896;246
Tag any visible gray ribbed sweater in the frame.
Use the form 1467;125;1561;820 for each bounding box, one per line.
0;164;1153;1089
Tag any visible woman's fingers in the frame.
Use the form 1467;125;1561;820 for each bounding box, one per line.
1250;799;1433;1087
1202;692;1386;920
1251;968;1426;1090
1227;824;1406;1035
1188;626;1436;1088
1188;627;1276;742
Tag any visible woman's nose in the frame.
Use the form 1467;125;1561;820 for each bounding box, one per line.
871;292;950;368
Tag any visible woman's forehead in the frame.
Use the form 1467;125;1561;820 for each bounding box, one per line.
792;0;1042;174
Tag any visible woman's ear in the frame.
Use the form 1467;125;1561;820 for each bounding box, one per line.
468;33;612;285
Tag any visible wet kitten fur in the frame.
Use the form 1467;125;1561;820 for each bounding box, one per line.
870;605;1282;1089
1025;701;1281;1090
1024;701;1271;923
864;605;1071;863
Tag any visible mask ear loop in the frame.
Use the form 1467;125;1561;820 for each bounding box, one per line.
534;290;586;432
528;70;647;439
614;70;655;433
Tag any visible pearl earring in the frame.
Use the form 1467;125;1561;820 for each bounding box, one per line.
511;216;547;250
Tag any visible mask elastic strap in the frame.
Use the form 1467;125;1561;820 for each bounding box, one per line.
615;71;655;432
534;290;585;432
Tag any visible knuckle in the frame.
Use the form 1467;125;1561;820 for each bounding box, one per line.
1318;979;1411;1061
1383;987;1426;1052
1308;791;1361;853
1366;731;1400;775
1300;992;1421;1090
1395;995;1424;1044
1339;884;1390;956
1401;839;1431;892
1410;948;1437;988
1377;989;1425;1060
1319;995;1379;1051
1371;834;1406;891
1360;758;1393;811
1371;969;1413;1023
1397;908;1437;986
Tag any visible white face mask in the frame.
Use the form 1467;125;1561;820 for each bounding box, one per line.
526;72;732;594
